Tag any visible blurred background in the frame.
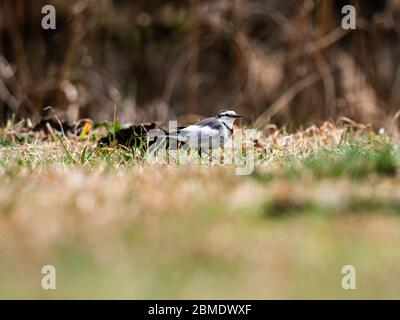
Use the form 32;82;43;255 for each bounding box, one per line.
0;0;400;129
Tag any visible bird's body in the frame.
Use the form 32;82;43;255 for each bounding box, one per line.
177;109;242;153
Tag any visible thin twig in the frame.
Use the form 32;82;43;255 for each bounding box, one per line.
254;72;323;129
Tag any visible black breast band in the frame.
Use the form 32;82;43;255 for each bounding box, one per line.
221;122;233;135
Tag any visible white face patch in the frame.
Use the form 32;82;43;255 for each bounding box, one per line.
220;110;237;117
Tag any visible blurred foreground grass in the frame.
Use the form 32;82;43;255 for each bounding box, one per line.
1;123;400;298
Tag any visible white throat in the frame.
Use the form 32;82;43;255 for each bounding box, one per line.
219;117;235;130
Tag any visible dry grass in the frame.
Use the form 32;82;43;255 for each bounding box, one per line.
1;121;400;298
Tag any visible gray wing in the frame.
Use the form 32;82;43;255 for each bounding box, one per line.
178;118;221;142
195;117;223;130
177;117;222;147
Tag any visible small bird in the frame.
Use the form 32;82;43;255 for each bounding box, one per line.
177;109;243;155
97;109;243;156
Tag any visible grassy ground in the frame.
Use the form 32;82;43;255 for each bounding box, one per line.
1;121;400;299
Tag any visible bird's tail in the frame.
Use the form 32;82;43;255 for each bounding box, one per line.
97;123;185;149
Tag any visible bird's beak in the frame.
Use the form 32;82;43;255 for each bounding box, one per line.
234;114;243;118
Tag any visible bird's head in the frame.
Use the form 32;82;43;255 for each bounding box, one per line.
216;109;243;129
216;109;243;119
